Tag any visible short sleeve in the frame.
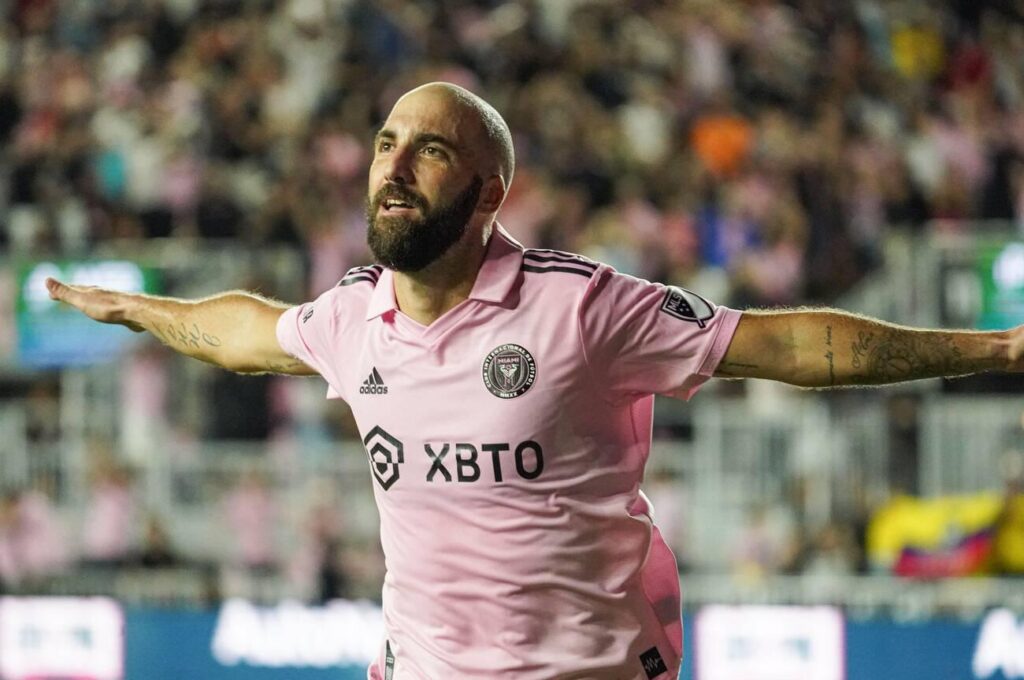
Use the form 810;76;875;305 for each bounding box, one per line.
276;293;347;401
579;267;741;401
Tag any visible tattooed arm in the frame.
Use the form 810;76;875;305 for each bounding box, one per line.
45;278;315;375
716;309;1023;387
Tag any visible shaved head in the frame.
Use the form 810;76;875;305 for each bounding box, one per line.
395;82;515;189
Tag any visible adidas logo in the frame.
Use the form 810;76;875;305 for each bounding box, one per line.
359;367;388;395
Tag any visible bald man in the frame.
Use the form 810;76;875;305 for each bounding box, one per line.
49;83;1024;679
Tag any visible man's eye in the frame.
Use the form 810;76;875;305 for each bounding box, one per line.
423;146;442;157
377;141;393;152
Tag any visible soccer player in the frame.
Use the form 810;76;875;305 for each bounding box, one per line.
48;83;1023;679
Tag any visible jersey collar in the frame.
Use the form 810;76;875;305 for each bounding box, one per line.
364;222;524;321
468;223;524;304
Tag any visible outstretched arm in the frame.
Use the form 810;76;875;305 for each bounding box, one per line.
46;278;315;375
716;309;1023;387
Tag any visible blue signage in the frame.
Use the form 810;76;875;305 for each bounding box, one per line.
3;597;1022;680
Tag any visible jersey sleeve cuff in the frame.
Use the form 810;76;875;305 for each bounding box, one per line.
674;306;743;401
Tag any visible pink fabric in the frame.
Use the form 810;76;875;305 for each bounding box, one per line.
82;479;136;561
0;492;67;584
277;226;740;679
16;492;68;576
224;480;277;567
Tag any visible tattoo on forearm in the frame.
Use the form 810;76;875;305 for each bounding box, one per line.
720;361;760;369
716;360;760;378
850;331;874;370
266;358;306;373
861;331;959;381
152;322;221;351
850;328;995;383
824;325;835;386
200;328;221;347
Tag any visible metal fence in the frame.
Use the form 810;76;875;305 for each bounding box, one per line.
4;390;1022;614
920;396;1024;496
5;387;1020;565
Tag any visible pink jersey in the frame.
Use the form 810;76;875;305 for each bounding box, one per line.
277;226;741;679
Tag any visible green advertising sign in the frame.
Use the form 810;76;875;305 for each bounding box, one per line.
15;260;161;368
976;242;1024;330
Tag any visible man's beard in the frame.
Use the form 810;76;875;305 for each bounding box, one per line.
365;175;483;272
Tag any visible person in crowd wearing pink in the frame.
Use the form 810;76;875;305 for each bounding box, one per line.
14;484;69;581
48;83;1024;679
0;487;68;587
222;470;278;574
286;478;349;602
81;463;137;567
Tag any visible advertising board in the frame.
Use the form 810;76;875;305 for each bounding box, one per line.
2;597;1022;679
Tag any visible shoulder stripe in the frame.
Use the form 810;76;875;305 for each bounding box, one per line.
337;275;378;287
336;264;383;287
345;265;382;278
521;264;594;278
525;248;588;258
523;249;598;269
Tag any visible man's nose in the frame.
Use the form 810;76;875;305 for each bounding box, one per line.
382;147;415;185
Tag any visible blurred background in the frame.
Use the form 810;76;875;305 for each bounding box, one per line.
0;0;1023;678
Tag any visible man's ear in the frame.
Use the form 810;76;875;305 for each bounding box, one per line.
477;175;507;212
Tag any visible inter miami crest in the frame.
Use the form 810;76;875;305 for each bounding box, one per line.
363;426;403;490
482;344;537;399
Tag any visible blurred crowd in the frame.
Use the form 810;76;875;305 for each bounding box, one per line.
3;0;1024;600
0;448;385;602
1;0;1023;306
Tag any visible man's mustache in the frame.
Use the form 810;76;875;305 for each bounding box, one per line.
372;184;427;211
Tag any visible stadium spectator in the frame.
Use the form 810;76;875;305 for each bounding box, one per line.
731;502;802;581
993;475;1024;575
80;460;138;568
803;522;859;580
287;478;349;603
12;483;68;581
137;512;179;569
222;469;278;574
0;485;67;590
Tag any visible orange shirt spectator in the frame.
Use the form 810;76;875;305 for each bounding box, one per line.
690;113;754;179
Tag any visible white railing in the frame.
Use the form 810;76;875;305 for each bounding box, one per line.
18;567;1024;618
9;393;1021;568
920;396;1024;496
6;390;1019;544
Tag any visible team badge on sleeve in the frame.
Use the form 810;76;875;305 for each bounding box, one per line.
660;286;714;328
482;344;537;399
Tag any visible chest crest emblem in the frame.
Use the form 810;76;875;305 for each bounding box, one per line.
482;344;537;399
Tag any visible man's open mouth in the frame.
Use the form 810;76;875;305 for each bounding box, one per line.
381;199;419;212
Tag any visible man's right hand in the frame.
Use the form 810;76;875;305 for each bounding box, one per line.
46;278;145;332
